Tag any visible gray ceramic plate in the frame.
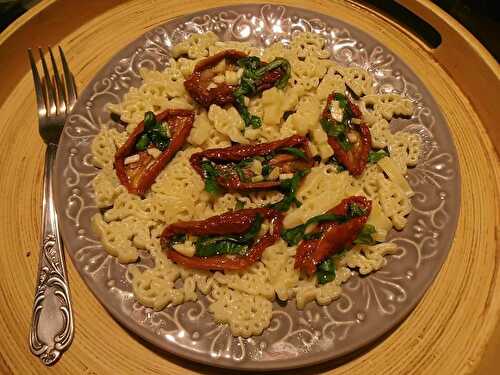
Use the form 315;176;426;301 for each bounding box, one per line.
54;4;460;371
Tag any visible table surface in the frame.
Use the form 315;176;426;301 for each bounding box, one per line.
0;1;498;374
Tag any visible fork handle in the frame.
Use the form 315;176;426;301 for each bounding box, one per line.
29;144;74;366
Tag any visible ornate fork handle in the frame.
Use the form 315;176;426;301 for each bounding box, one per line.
29;144;74;365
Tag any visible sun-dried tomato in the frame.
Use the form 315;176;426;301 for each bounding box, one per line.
161;208;283;271
189;135;313;191
294;196;372;275
114;109;194;196
322;93;372;176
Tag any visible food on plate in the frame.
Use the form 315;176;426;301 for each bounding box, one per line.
184;49;290;128
114;109;194;195
320;92;371;175
284;196;372;277
189;135;313;210
161;208;283;270
91;31;422;337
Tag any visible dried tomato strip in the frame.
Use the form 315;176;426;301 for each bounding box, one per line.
294;196;372;275
115;109;194;196
323;94;372;176
184;49;247;107
189;135;313;191
161;208;283;271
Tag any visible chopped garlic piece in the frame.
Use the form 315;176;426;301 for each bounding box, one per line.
329;100;343;122
250;159;263;175
172;237;196;257
279;173;294;180
252;175;264;183
224;70;240;85
213;74;225;84
147;148;162;159
351;118;362;124
207;82;218;90
213;59;226;74
267;167;280;181
124;154;140;165
347;131;359;143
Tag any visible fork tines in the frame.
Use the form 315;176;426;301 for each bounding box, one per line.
28;47;77;118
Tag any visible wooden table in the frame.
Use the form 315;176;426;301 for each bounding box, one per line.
0;1;498;374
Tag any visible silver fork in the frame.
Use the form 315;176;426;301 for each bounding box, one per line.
28;47;77;366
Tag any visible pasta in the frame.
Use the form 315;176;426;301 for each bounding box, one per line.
90;32;422;337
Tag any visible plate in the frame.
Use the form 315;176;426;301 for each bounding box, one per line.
54;4;460;370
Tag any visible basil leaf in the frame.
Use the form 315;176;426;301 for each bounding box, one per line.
316;258;336;284
143;111;156;130
353;224;376;245
234;93;262;128
170;233;186;244
237;56;261;73
135;133;150;151
281;224;306;246
368;149;388;163
348;202;366;217
321;118;351;151
262;163;271;177
230;213;263;243
234;56;290;127
337;133;352;151
201;161;221;195
194;214;263;257
271;169;309;212
334;93;348;109
281;213;346;246
137;112;171;151
279;147;307;160
195;238;248;257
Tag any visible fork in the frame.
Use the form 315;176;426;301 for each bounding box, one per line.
28;47;77;366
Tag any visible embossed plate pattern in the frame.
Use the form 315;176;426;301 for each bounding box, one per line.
54;4;460;370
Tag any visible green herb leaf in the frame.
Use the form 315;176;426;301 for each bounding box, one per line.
353;224;376;245
194;214;263;256
195;239;248;257
136;112;171;151
135;133;150;151
201;161;221;195
170;234;186;244
144;111;156;130
320;118;338;137
234;56;291;127
279;147;307;160
271;169;309;212
368;149;388;163
337;133;352;151
348;202;366;218
316;258;336;284
281;224;307;246
262;163;271;177
281;213;346;246
234;93;262;128
334;92;348;109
